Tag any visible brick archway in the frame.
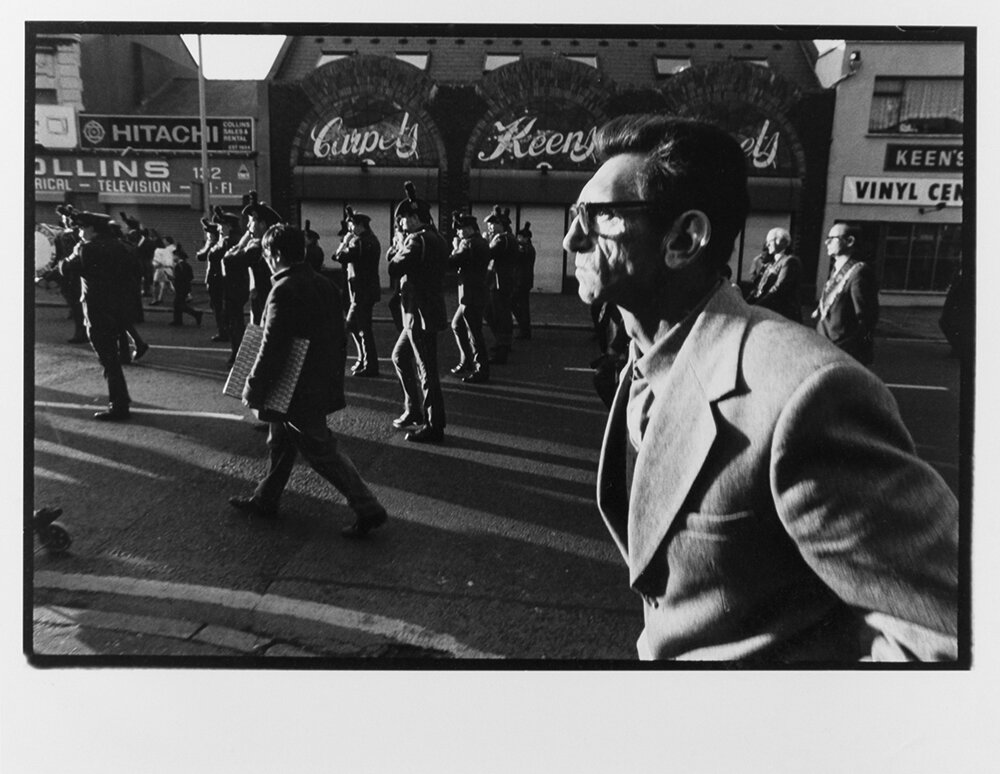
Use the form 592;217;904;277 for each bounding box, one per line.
464;58;614;173
657;61;808;179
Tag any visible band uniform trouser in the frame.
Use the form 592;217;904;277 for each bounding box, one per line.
208;275;228;336
254;410;384;519
226;294;248;359
346;298;378;372
451;303;488;372
485;287;513;349
391;325;446;430
88;322;131;410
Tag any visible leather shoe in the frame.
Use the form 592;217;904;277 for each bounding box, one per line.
228;495;278;520
392;412;423;429
449;362;470;375
133;341;149;361
462;370;489;384
93;408;130;421
353;368;379;378
406;425;444;444
340;507;388;539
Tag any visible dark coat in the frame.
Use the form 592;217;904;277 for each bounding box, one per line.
245;262;347;417
387;225;449;332
220;237;251;303
488;232;517;294
746;252;802;322
336;230;382;305
514;241;536;292
815;259;879;364
449;232;490;309
59;234;134;328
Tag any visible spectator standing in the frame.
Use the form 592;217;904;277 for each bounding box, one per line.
746;227;803;322
197;212;228;342
563;114;957;662
813;222;879;365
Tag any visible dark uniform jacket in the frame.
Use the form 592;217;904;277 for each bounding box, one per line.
449;233;490;309
337;231;382;305
197;233;221;283
488;232;517;294
815;258;879;365
245;262;347;418
514;241;536;292
220;236;251;303
59;234;134;328
245;238;272;304
387;225;449;332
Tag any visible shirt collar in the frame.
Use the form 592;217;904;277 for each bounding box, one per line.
631;279;724;396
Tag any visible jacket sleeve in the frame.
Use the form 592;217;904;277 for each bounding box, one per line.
850;263;880;336
387;233;423;279
770;362;959;660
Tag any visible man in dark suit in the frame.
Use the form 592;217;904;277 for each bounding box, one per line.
745;227;803;322
59;210;137;421
814;222;879;364
388;181;449;444
228;224;388;539
563;115;958;662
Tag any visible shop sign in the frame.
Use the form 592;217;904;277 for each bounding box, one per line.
36;105;78;149
78;115;255;152
842;176;963;207
304;110;431;166
33;155;256;198
884;144;963;172
476;114;598;169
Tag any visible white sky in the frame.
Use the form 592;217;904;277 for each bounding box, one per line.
182;34;844;80
180;35;286;79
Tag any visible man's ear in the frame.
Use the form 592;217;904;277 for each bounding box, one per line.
662;210;711;270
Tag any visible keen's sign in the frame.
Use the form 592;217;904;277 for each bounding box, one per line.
78;115;254;152
841;176;963;207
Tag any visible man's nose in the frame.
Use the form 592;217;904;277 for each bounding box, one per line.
563;216;594;254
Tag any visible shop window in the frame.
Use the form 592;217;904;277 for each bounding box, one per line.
874;221;962;292
564;54;598;68
869;77;963;135
484;53;521;72
396;52;429;70
655;57;692;78
316;52;353;67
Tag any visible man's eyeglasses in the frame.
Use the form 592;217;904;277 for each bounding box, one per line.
569;200;659;238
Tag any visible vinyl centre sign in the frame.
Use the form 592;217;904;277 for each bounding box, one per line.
841;176;963;207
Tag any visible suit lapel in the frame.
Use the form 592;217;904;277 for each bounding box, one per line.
596;357;633;563
625;283;749;586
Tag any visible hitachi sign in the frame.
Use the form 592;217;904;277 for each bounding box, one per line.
112;123;220;144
